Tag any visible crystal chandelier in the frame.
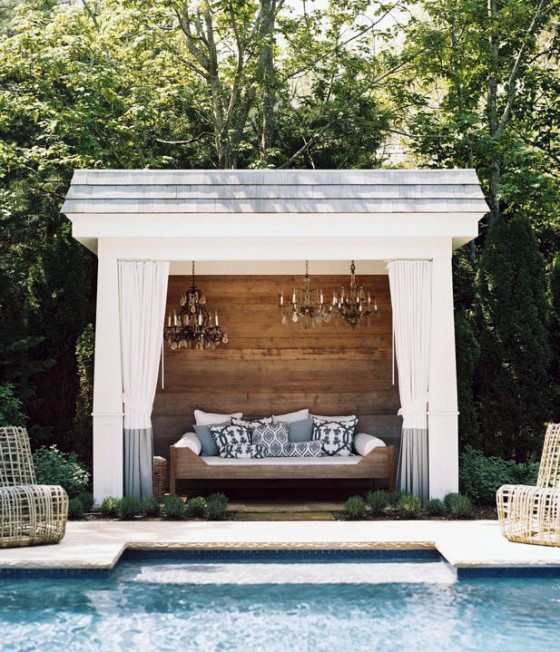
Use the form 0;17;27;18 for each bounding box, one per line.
278;261;333;329
164;262;228;349
334;261;379;329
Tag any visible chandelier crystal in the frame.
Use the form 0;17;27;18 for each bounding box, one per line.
164;262;228;349
334;261;379;329
279;261;333;330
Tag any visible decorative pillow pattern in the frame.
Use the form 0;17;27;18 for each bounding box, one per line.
231;416;273;435
284;441;323;458
252;423;289;457
194;421;230;456
312;417;358;457
209;423;251;453
220;443;265;459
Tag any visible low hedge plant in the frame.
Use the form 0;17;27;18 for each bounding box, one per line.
206;493;228;520
162;495;184;520
185;496;208;519
344;495;368;520
117;496;144;520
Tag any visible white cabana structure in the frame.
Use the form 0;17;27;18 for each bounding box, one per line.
62;169;488;503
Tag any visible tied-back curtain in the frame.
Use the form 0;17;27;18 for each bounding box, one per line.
387;260;432;502
118;260;169;499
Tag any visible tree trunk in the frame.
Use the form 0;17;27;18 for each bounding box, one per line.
487;0;500;226
257;0;276;163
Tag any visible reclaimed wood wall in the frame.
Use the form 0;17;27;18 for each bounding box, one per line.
153;274;401;458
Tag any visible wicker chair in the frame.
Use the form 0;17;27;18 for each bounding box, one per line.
497;423;560;547
0;426;68;548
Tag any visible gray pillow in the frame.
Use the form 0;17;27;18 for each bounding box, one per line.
194;420;230;456
277;417;313;443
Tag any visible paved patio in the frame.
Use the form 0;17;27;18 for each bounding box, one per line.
2;520;560;571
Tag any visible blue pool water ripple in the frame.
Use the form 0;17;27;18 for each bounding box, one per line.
1;561;560;651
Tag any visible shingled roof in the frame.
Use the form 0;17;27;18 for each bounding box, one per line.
62;169;488;216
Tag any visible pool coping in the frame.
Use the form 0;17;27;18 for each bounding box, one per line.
2;520;560;577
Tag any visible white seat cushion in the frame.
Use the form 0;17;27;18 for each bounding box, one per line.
203;456;362;466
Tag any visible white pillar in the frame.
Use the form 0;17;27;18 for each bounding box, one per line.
428;253;459;499
92;246;123;502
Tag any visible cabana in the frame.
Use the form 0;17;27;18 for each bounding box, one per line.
61;169;488;503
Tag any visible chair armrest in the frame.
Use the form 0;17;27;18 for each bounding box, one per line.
173;432;202;456
353;433;386;456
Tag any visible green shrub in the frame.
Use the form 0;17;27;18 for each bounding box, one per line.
206;493;228;520
185;496;208;518
460;446;539;505
76;492;94;512
444;493;474;519
142;497;161;517
68;497;84;520
0;383;26;427
365;490;389;514
117;496;144;520
162;495;184;520
33;445;90;498
343;495;367;520
100;496;120;518
397;494;422;518
425;498;445;516
386;490;408;508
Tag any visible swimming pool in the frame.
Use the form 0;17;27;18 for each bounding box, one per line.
1;550;560;651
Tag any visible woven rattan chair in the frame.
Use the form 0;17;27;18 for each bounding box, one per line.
0;426;68;548
497;423;560;547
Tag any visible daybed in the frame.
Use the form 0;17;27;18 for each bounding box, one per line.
169;410;395;495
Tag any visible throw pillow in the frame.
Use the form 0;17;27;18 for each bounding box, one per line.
209;423;251;454
276;417;313;443
194;409;243;426
272;408;309;423
284;441;323;458
312;417;358;457
220;443;265;459
252;423;289;457
194;421;230;456
231;416;273;435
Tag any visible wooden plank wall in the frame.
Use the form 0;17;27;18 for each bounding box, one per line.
153;274;401;458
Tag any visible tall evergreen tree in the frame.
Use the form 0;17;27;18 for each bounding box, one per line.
455;310;480;451
475;215;551;461
550;257;560;417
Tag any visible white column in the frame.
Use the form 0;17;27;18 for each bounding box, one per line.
92;246;123;502
428;252;459;498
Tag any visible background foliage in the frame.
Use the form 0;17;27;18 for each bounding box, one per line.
0;0;559;474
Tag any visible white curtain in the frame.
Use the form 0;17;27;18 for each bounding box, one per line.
118;260;169;499
387;260;432;501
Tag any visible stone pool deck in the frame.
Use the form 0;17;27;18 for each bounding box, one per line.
2;520;560;572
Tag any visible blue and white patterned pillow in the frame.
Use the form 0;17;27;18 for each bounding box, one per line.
252;423;289;457
209;423;251;454
231;416;273;436
284;441;323;458
312;417;357;456
220;443;265;459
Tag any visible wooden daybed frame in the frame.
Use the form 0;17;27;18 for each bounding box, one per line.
169;445;395;495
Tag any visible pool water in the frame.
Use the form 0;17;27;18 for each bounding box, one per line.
2;553;560;652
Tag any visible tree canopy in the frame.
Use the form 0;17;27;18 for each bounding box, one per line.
0;0;559;463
